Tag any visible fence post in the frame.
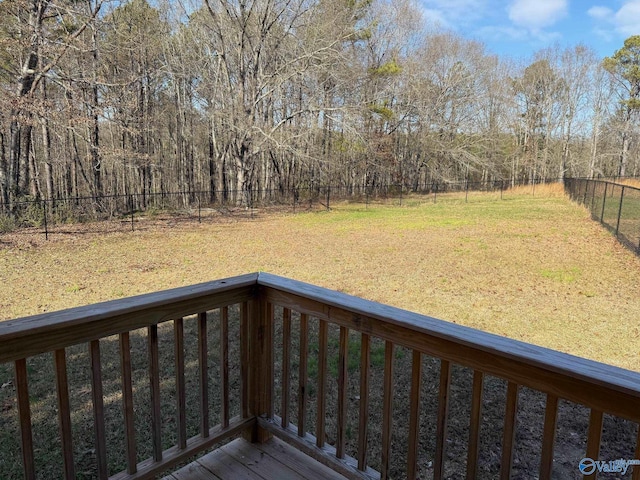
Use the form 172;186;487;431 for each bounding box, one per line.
399;183;403;206
465;178;469;203
326;186;330;211
500;180;504;200
198;196;201;223
42;201;49;241
615;186;625;237
434;183;438;204
130;195;134;231
600;183;608;224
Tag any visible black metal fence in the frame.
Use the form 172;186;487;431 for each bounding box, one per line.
565;177;640;255
0;178;557;240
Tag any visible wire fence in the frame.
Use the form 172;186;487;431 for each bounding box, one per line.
565;177;640;255
0;178;568;240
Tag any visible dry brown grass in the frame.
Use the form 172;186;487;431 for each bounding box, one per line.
619;179;640;189
1;187;640;372
2;187;640;479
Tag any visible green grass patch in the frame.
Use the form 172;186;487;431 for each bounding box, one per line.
540;266;582;283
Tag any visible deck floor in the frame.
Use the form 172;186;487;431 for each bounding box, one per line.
162;437;348;480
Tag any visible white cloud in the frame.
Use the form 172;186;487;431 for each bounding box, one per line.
614;1;640;36
420;0;489;27
587;6;613;20
421;8;452;29
588;1;640;38
507;0;568;30
476;25;528;42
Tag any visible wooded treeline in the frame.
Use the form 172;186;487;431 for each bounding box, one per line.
1;0;640;208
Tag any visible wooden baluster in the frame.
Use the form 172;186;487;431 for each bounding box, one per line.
265;302;275;422
466;370;484;480
633;426;640;480
175;318;187;449
539;394;558;480
500;382;519;480
381;341;394;480
241;302;250;419
434;360;451;480
407;350;422;480
14;358;35;480
298;313;309;437
336;326;349;459
147;325;162;461
119;332;137;472
358;333;370;471
54;348;75;479
90;340;108;479
585;410;603;479
198;312;210;437
316;319;328;448
220;307;229;429
281;308;291;429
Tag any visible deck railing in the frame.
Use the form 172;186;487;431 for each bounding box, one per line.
1;272;640;479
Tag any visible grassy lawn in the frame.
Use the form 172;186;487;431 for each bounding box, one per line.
1;184;640;371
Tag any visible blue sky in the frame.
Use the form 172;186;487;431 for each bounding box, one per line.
418;0;640;60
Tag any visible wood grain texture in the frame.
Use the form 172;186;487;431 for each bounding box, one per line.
168;436;349;480
586;409;604;478
120;332;138;473
6;272;640;480
198;312;210;437
381;341;394;480
281;308;291;429
14;358;35;480
466;370;484;480
336;326;349;459
259;277;640;422
298;314;309;437
259;416;380;480
111;416;255;480
316;319;328;449
358;333;370;472
240;302;249;419
175;318;187;449
500;382;519;480
407;350;421;480
434;360;451;480
220;307;229;429
54;348;75;479
633;426;640;480
539;394;558;480
90;340;108;479
0;274;257;364
148;325;162;461
245;295;273;443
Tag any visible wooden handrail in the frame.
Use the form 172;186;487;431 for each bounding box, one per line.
257;272;640;421
0;273;257;364
0;273;258;480
2;272;640;480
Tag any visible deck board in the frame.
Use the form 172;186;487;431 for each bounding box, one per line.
162;437;349;480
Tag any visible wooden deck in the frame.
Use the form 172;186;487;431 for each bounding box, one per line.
162;437;348;480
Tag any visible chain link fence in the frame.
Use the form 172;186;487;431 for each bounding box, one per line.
565;177;640;255
0;179;548;240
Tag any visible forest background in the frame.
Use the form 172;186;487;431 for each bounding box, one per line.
1;0;640;210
